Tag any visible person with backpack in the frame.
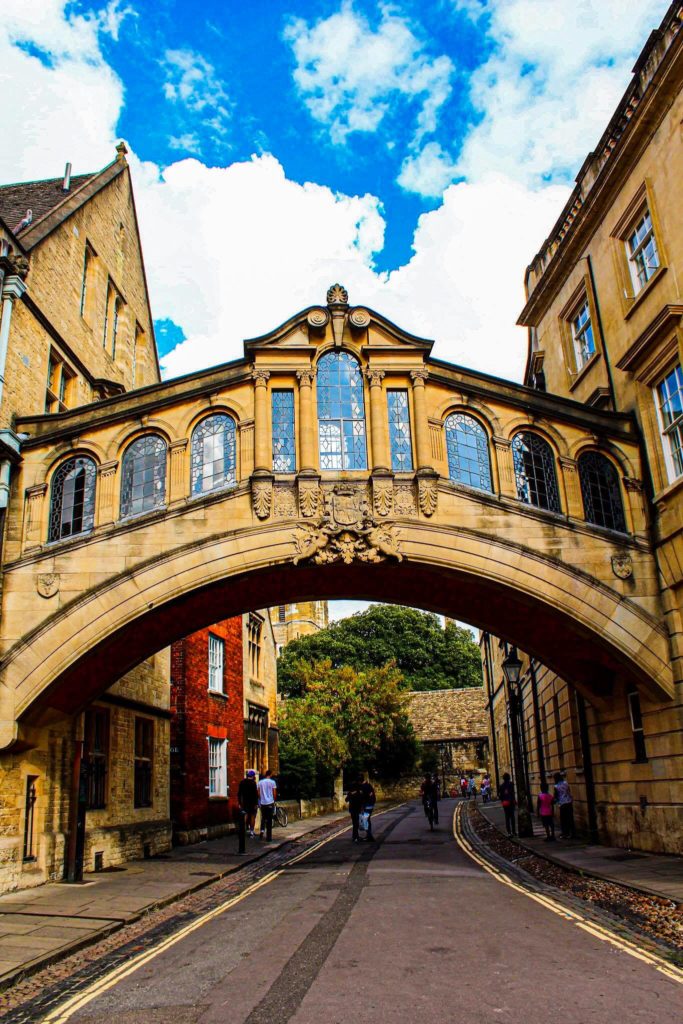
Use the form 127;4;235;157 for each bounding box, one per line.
237;769;259;838
498;772;516;836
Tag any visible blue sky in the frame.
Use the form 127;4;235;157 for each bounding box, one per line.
2;0;670;378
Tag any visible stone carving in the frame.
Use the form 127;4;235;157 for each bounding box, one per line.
327;283;349;306
252;478;272;519
394;486;417;516
373;477;394;517
418;476;438;517
349;307;371;329
296;367;316;387
298;479;322;518
611;553;633;579
37;573;59;599
293;484;402;565
306;308;329;330
252;369;271;386
365;368;386;387
273;487;297;518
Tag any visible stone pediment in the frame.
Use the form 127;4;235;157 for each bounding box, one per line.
243;284;434;357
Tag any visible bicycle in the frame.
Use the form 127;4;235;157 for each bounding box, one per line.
423;799;438;831
273;802;288;828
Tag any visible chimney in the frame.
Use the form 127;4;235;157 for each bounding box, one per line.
62;162;72;192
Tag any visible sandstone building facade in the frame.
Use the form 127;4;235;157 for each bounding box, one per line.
271;601;329;654
0;148;171;890
484;3;683;853
407;687;489;782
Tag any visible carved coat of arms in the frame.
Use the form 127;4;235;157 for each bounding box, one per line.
37;573;59;598
611;553;633;579
293;486;402;566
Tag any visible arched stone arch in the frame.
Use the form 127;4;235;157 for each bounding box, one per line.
109;420;175;461
506;417;569;458
436;397;502;438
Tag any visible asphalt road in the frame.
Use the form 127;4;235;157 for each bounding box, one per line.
57;801;681;1023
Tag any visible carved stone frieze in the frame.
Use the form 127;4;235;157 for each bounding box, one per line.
394;486;417;517
293;483;402;566
252;478;272;519
273;487;297;518
372;476;394;517
298;479;322;518
418;476;438;517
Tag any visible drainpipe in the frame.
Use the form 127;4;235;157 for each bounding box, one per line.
575;693;599;843
483;634;501;791
529;657;546;788
584;255;617;411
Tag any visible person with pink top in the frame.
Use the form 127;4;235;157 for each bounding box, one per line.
536;782;555;841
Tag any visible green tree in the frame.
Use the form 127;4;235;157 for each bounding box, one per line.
278;605;482;696
277;660;419;793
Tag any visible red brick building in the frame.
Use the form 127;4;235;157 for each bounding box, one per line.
170;617;245;844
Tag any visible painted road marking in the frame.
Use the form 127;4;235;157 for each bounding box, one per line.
452;803;683;986
42;807;404;1024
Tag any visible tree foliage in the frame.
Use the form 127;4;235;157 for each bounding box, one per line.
277;660;419;796
278;605;482;696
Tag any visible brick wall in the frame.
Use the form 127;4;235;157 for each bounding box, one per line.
170;618;245;838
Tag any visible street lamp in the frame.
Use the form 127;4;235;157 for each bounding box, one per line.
502;647;533;838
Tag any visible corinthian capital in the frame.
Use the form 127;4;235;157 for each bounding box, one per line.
252;369;271;387
296;368;316;387
365;368;386;387
410;368;429;385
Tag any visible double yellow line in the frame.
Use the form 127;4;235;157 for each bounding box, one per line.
452;803;683;985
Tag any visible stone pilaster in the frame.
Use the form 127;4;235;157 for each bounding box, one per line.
410;369;432;471
492;436;517;498
296;368;316;473
624;477;647;535
366;368;390;472
168;439;189;505
96;460;119;525
24;483;47;549
559;456;583;519
252;370;271;473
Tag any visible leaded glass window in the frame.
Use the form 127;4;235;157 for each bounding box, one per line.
655;365;683;480
627;209;659;293
272;390;296;472
317;351;367;470
579;452;626;532
49;456;97;541
191;415;236;495
512;432;560;512
120;435;167;518
387;390;413;472
445;413;492;491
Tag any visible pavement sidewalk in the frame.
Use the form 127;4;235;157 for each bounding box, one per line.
0;809;350;988
476;799;683;903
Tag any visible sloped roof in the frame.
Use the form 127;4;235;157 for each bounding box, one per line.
407;687;488;742
0;174;96;235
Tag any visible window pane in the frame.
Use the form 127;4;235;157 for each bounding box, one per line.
579;452;626;532
317;352;367;470
387;390;413;472
191;415;236;495
512;432;560;512
445;414;492;491
208;634;225;692
272;391;296;472
49;457;97;541
120;435;167;518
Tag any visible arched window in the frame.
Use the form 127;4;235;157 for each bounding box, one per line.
512;432;560;512
120;434;167;518
191;414;236;495
445;413;492;491
317;351;367;470
49;456;96;541
579;451;626;532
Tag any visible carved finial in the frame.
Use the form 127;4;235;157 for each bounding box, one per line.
327;283;348;306
116;141;128;163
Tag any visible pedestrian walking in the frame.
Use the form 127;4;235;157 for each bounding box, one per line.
460;775;468;800
257;768;277;841
238;769;259;837
360;776;376;841
553;772;575;839
346;776;376;842
468;772;477;803
420;773;439;827
536;782;555;841
498;772;517;836
481;774;492;803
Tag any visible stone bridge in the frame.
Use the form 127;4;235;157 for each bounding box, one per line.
0;286;672;748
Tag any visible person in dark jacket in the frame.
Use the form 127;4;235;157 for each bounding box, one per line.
238;769;259;837
420;773;439;826
346;776;376;842
498;772;516;836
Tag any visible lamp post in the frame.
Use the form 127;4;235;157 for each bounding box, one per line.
502;647;533;838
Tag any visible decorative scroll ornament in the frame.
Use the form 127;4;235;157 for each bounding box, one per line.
293;484;402;565
273;487;297;518
349;307;371;329
306;307;329;330
326;283;349;306
611;553;633;579
418;476;438;517
394;486;417;516
298;480;322;518
252;478;272;519
373;477;394;517
37;573;59;599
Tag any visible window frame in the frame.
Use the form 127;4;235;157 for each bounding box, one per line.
271;389;296;473
653;363;683;483
246;704;268;774
208;737;228;797
511;431;561;513
627;690;648;763
134;716;154;808
626;209;660;295
578;450;627;534
80;243;96;321
48;455;97;543
190;414;237;496
316;350;368;471
84;707;109;810
610;182;667;318
387;389;414;473
444;412;493;492
208;633;225;693
45;349;76;414
120;434;168;520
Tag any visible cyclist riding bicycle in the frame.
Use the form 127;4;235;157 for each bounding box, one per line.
420;773;439;828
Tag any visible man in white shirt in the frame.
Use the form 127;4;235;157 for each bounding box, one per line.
258;769;277;840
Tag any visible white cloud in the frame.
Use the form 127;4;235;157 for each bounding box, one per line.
454;0;670;184
397;143;459;199
284;2;453;148
161;48;231;149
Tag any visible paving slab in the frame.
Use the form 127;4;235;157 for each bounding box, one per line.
478;799;683;902
0;810;349;989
